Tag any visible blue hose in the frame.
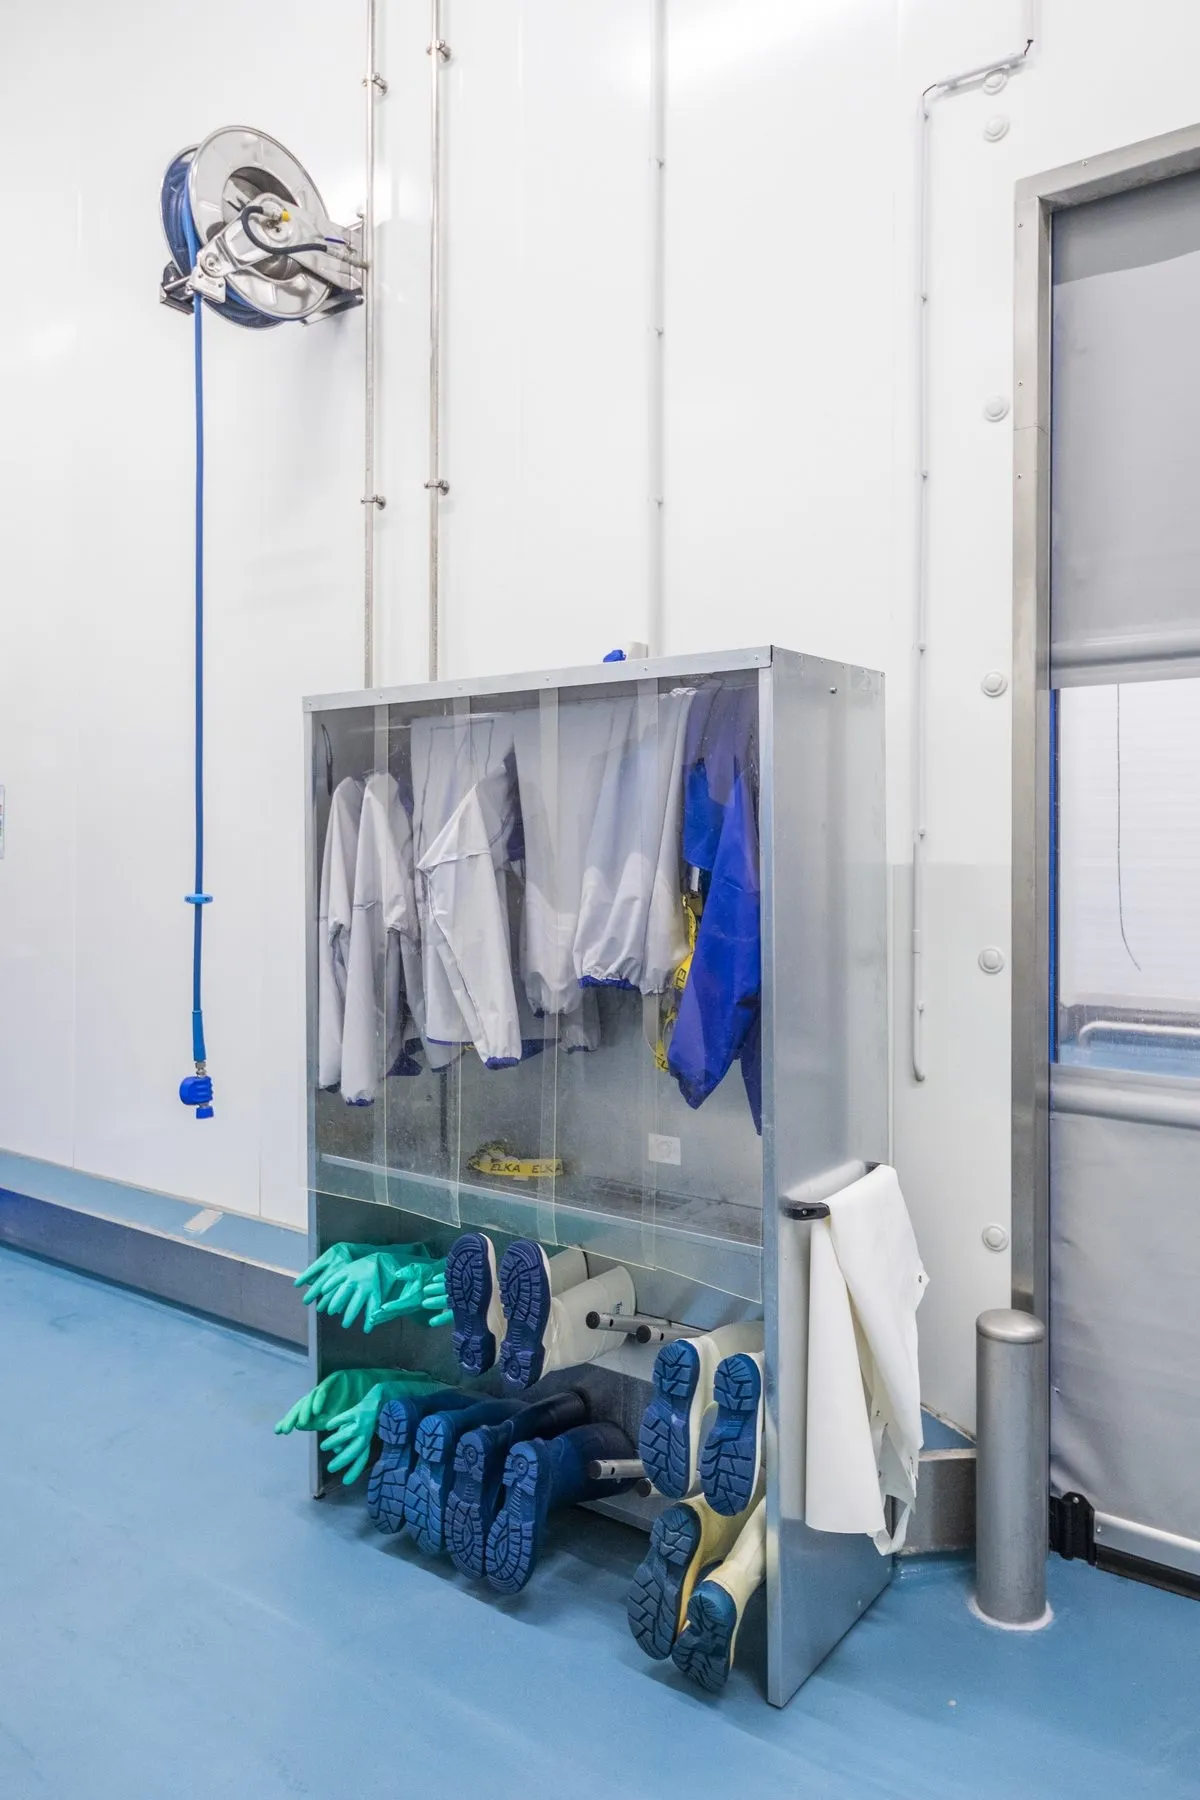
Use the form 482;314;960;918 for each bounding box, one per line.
178;201;215;1121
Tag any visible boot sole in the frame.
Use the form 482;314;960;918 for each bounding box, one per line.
672;1581;740;1691
446;1233;499;1376
627;1503;704;1660
485;1441;549;1593
498;1241;552;1391
699;1353;764;1517
639;1340;701;1498
445;1429;507;1577
405;1413;461;1554
366;1444;413;1535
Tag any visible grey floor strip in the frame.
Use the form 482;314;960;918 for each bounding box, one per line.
0;1189;306;1347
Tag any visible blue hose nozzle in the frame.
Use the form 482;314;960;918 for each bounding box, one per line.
180;1073;214;1120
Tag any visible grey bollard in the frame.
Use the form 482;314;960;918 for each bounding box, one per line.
975;1308;1049;1626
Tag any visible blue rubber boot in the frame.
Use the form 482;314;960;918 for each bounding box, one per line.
404;1399;521;1556
698;1352;765;1517
445;1232;505;1376
446;1390;590;1577
485;1419;636;1594
367;1389;473;1534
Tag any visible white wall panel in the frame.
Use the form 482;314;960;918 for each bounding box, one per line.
437;0;655;675
8;0;1200;1414
663;0;898;670
0;0;364;1226
0;26;86;1169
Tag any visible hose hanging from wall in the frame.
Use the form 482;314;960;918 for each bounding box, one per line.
176;203;215;1120
160;128;364;1119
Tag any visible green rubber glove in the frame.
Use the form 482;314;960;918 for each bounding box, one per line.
419;1269;452;1330
360;1258;450;1333
321;1251;442;1332
295;1242;430;1310
318;1373;443;1484
273;1367;402;1436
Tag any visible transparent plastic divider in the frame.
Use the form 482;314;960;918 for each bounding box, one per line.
637;678;664;1281
644;672;764;1302
368;701;390;1209
311;703;391;1209
378;695;464;1231
450;687;559;1250
532;687;562;1249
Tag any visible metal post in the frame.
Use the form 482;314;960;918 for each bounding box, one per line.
362;0;387;687
974;1308;1050;1626
647;0;667;656
426;2;451;681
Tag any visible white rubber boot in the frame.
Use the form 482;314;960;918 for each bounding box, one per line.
628;1474;766;1661
499;1243;635;1389
547;1245;588;1294
671;1496;767;1691
639;1322;763;1499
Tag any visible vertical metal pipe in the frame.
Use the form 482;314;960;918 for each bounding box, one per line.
427;1;450;681
362;0;383;688
647;0;667;657
975;1308;1049;1626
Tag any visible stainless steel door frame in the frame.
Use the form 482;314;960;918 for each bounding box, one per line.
1012;119;1200;1323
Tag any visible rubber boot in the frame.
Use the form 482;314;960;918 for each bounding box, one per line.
404;1398;522;1555
499;1246;635;1390
671;1496;767;1691
485;1420;637;1593
626;1480;764;1660
444;1232;506;1376
639;1322;763;1499
699;1351;766;1516
367;1389;474;1535
445;1389;590;1577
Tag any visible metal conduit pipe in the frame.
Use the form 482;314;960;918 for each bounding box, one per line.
362;0;386;688
647;0;667;656
911;4;1037;1081
426;0;451;680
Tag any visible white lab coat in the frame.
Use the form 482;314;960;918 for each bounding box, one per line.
316;776;365;1091
573;689;694;993
411;714;521;1065
805;1165;928;1553
512;701;622;1039
340;773;422;1105
418;765;524;1067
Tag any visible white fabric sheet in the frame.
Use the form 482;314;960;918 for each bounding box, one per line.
805;1165;927;1553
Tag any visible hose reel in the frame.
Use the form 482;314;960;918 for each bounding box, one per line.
160;125;363;327
163;127;364;1122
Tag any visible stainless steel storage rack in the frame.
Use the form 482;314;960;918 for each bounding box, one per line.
303;645;890;1706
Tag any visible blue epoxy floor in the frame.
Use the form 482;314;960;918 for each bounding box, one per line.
1;1248;1196;1800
